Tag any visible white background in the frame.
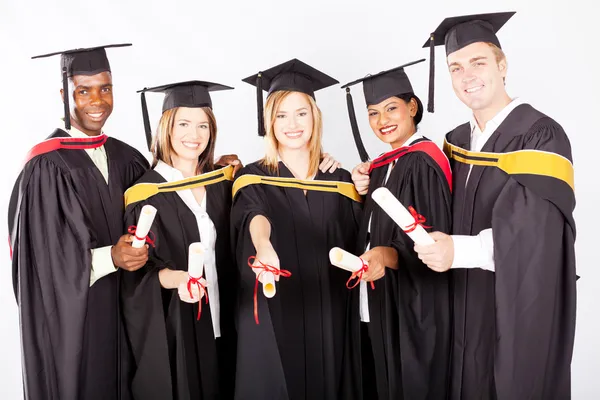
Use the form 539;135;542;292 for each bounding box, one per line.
0;0;598;398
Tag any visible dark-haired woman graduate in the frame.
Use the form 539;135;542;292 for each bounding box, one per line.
344;59;453;399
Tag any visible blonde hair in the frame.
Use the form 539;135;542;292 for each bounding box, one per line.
487;42;507;63
487;43;507;84
261;90;323;177
151;106;217;175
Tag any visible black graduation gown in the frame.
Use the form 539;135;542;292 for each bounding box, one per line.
446;104;577;399
7;128;149;400
231;161;362;400
121;168;237;400
357;137;452;400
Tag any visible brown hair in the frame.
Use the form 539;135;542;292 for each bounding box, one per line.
261;91;323;177
151;106;217;175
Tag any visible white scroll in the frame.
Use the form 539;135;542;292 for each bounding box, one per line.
329;247;365;272
371;187;435;245
131;205;157;248
188;242;205;279
260;272;276;298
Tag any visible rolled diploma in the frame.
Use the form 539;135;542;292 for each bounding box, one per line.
260;271;276;298
131;205;158;248
329;247;365;273
371;187;435;246
188;242;205;280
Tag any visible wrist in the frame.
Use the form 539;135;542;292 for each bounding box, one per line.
382;246;399;269
255;240;273;252
110;246;118;268
159;269;186;289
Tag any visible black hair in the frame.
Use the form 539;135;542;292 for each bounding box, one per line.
395;93;423;126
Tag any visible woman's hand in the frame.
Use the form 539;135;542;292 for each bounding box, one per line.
351;162;371;195
319;153;342;173
253;241;281;281
159;269;207;303
178;276;207;304
360;246;399;282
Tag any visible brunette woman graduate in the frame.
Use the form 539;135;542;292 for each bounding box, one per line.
122;80;237;399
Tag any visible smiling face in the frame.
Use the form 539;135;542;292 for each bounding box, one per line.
447;42;508;113
63;71;113;135
169;107;211;165
272;91;314;152
367;96;417;149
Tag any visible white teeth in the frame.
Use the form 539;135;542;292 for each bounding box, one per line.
88;113;103;118
466;86;483;93
380;126;397;133
285;131;303;138
182;142;200;148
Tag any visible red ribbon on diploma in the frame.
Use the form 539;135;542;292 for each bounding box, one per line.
248;256;292;325
403;206;431;233
127;225;156;247
187;276;209;320
346;258;375;290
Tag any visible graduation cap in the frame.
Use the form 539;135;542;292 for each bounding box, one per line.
242;58;339;136
137;80;234;151
340;59;426;162
32;43;132;131
423;12;516;112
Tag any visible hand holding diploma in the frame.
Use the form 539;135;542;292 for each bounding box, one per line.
112;235;148;272
184;242;209;319
130;205;157;248
329;247;374;289
176;271;206;303
371;187;453;272
114;205;156;272
414;232;455;273
360;246;399;282
253;242;280;288
371;187;435;246
249;242;292;324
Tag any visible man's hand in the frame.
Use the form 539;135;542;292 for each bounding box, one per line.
215;154;243;176
414;232;454;272
360;246;398;282
111;234;148;272
319;153;341;173
351;162;371;195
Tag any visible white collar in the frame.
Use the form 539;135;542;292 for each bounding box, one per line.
62;121;106;139
154;160;185;182
154;160;207;210
401;131;423;147
469;97;524;134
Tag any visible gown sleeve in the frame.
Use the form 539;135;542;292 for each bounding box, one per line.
120;199;174;399
10;156;95;400
230;166;290;399
492;121;576;399
387;154;452;399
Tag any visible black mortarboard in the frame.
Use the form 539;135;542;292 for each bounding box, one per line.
242;58;339;136
341;59;426;162
137;80;233;151
422;12;515;113
32;43;132;131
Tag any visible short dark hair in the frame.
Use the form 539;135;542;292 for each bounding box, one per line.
395;93;424;127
